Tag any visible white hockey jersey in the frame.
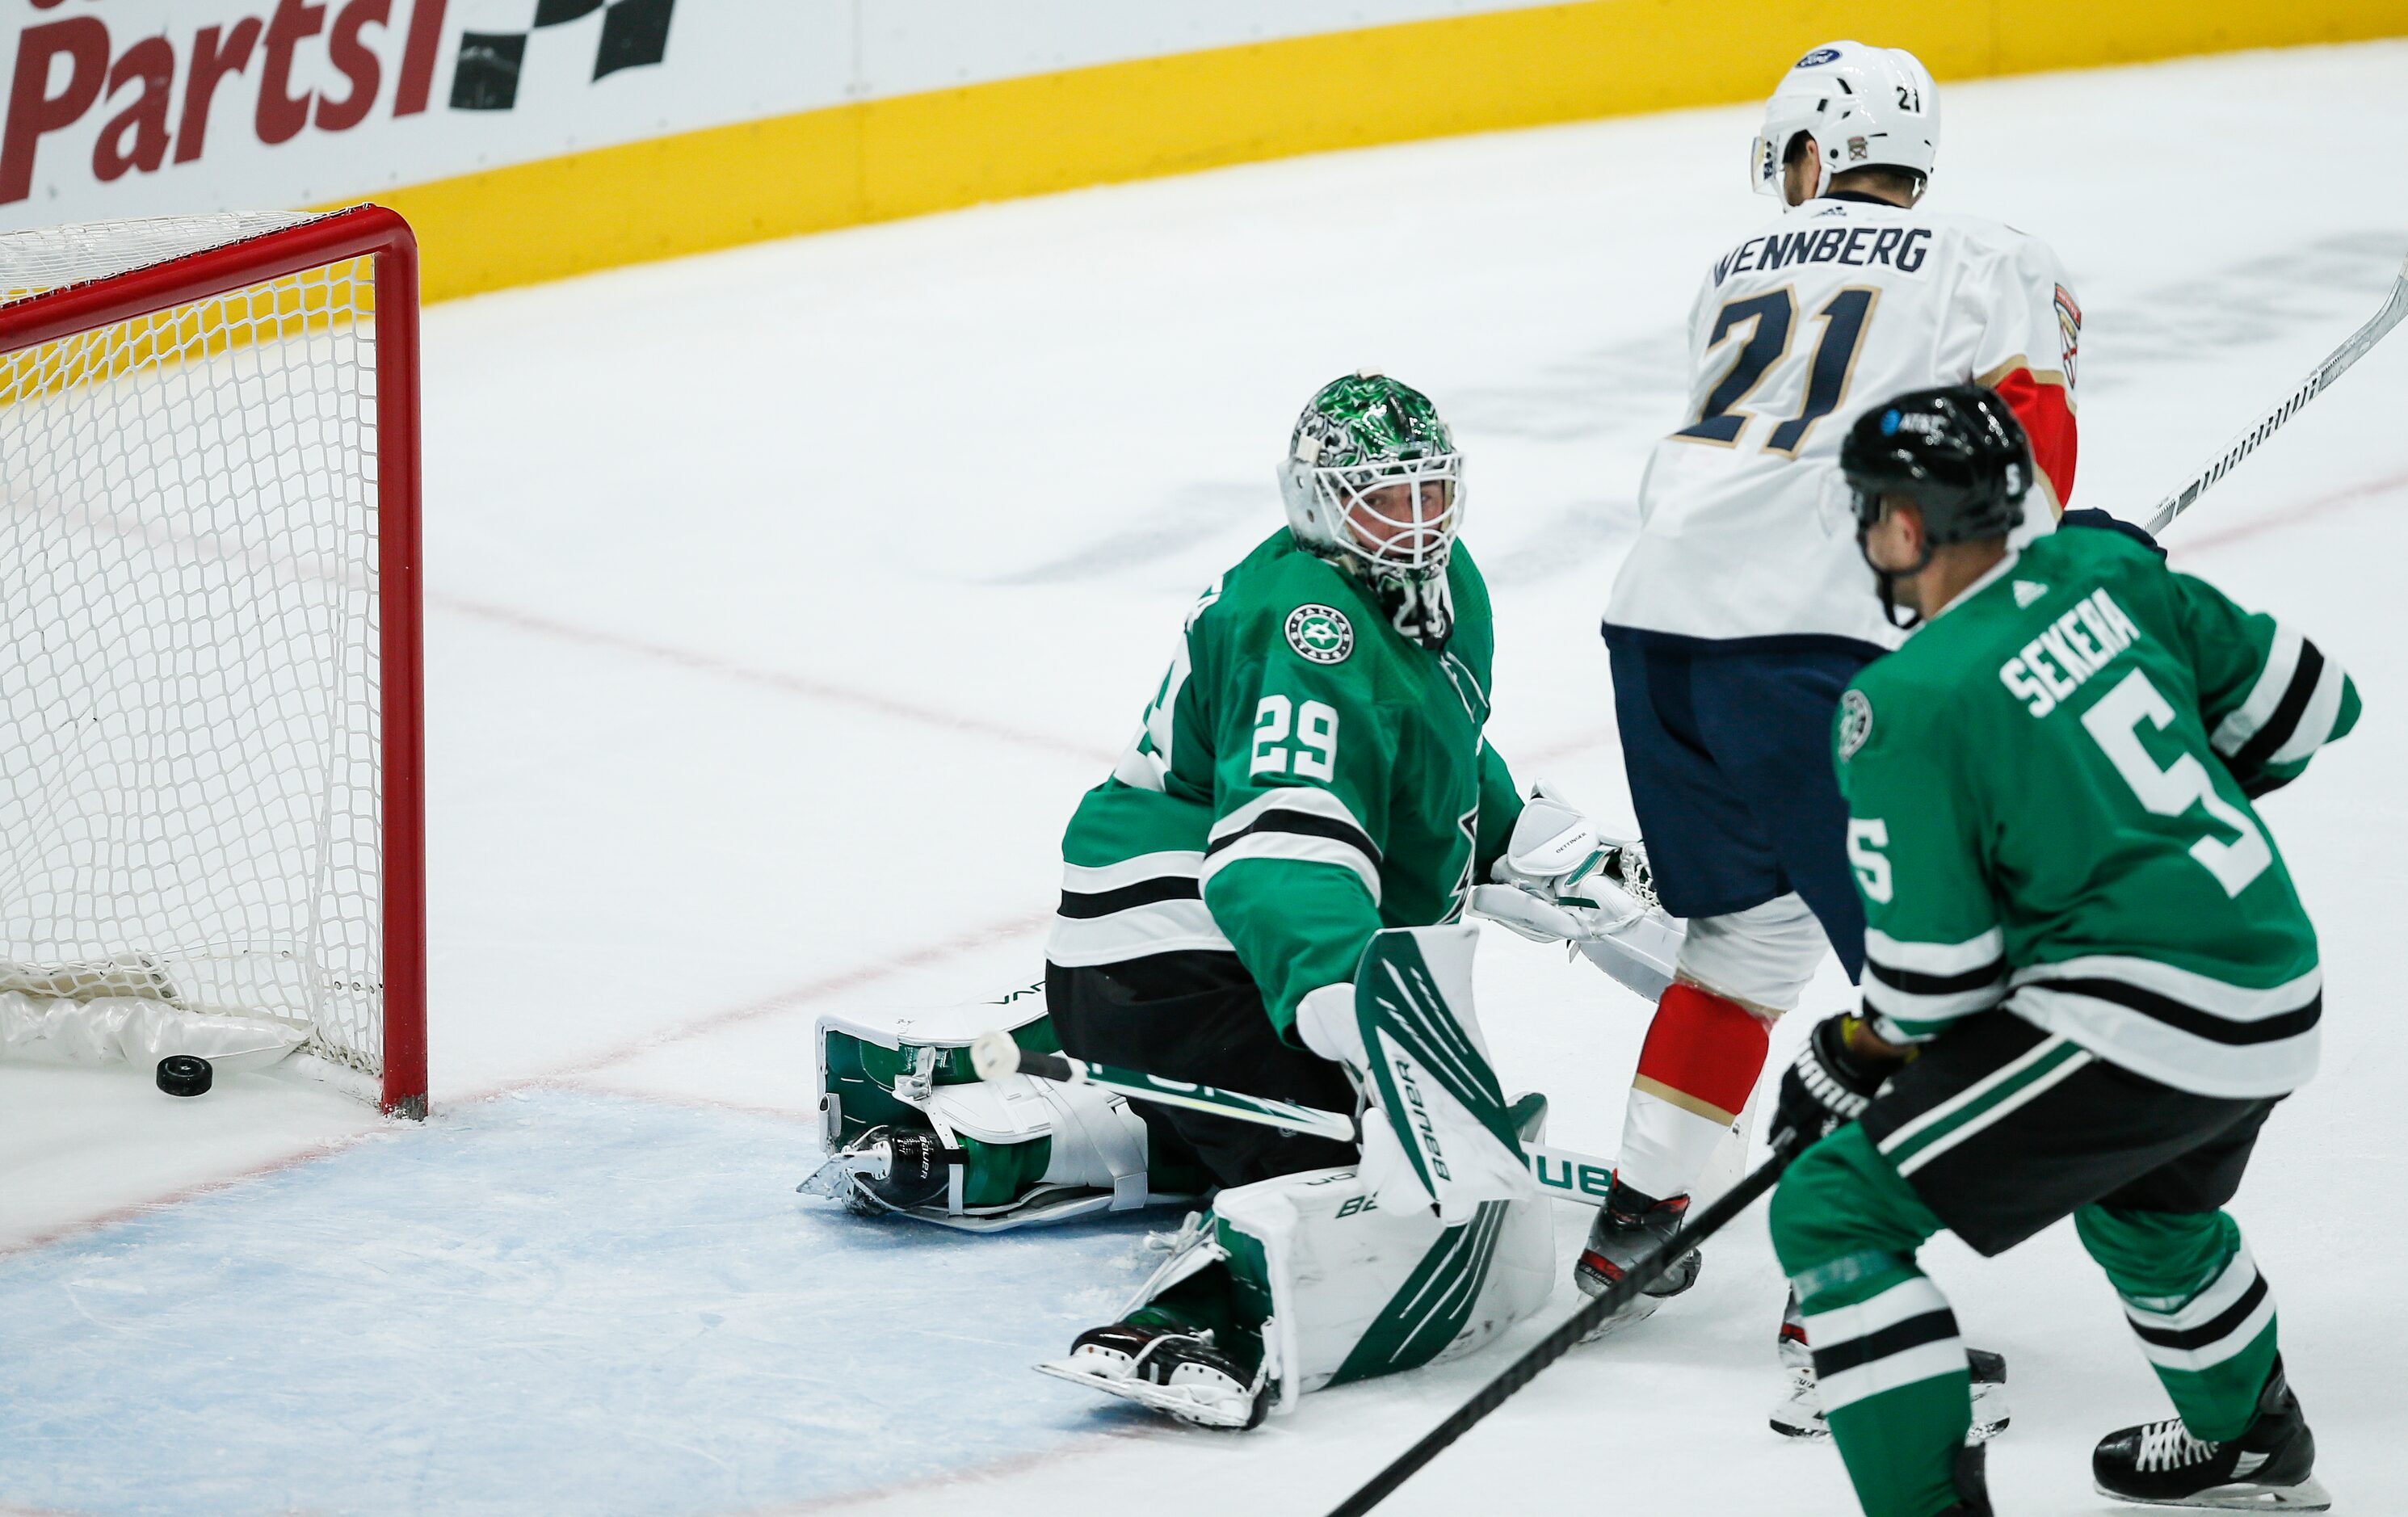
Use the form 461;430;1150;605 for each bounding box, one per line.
1607;194;2080;652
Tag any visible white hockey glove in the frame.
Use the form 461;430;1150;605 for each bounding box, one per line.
1293;981;1366;1073
1473;780;1653;944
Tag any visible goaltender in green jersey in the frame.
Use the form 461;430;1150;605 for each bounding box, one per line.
805;372;1669;1430
1767;385;2357;1515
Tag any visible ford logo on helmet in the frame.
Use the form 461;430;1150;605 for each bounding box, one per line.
1880;410;1903;435
1796;46;1843;67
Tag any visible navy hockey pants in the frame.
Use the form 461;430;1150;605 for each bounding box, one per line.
1603;628;1876;980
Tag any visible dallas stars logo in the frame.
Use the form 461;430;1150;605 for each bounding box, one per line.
1285;604;1354;665
1837;688;1874;761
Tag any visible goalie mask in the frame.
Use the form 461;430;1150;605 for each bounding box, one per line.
1278;372;1465;650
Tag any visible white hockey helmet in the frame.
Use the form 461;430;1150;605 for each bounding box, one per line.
1750;42;1939;203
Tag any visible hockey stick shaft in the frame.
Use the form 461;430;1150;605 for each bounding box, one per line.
1324;1131;1806;1517
2144;254;2408;535
971;1031;1623;1204
973;1030;1359;1142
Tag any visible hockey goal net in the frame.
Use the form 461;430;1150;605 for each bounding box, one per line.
0;206;426;1116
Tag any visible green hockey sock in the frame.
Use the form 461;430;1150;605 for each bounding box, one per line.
1771;1125;1968;1517
2076;1205;2279;1441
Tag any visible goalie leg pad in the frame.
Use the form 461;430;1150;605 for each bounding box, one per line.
808;993;1201;1229
1040;1170;1553;1426
1217;1163;1554;1413
814;990;1054;1153
802;1073;1179;1229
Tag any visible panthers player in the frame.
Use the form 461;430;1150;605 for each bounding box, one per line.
1040;372;1656;1427
1586;41;2087;1382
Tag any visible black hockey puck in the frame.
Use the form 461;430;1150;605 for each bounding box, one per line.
156;1055;214;1097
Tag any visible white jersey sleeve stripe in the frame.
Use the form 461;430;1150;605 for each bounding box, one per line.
2210;622;2303;758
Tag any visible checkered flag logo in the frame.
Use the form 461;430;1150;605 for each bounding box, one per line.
452;0;677;111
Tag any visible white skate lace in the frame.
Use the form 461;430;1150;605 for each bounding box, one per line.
2135;1417;2220;1472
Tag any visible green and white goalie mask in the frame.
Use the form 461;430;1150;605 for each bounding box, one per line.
802;986;1204;1232
1277;372;1464;650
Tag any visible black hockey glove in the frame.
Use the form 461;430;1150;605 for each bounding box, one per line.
1771;1013;1910;1149
2059;507;2166;560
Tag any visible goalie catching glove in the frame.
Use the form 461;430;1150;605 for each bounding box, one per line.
1474;779;1655;941
1469;780;1683;1000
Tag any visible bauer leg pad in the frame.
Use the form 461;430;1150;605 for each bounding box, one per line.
1225;1162;1554;1412
806;994;1201;1230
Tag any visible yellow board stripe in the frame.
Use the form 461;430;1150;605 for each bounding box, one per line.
2;259;373;408
341;1;2408;304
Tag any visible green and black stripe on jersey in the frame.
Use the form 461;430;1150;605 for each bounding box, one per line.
1840;526;2358;1099
1049;528;1523;1035
2205;621;2355;797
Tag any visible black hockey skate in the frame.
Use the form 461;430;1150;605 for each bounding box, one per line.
1039;1322;1269;1430
1939;1442;1994;1515
796;1125;958;1215
2092;1356;2330;1511
1573;1179;1700;1336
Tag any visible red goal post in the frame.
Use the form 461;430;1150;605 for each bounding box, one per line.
0;206;426;1116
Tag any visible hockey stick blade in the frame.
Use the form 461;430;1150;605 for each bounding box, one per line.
2145;253;2408;535
1324;1131;1807;1517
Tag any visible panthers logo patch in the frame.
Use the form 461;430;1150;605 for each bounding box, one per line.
1285;604;1354;665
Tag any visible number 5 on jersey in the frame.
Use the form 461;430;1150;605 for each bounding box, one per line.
1253;695;1338;780
2081;670;2271;897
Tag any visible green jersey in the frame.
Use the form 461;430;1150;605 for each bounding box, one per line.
1049;529;1523;1036
1839;527;2359;1098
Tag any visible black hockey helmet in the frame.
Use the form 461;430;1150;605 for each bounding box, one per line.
1840;384;2032;547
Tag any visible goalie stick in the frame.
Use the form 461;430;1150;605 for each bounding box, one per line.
2145;252;2408;535
969;1031;1625;1206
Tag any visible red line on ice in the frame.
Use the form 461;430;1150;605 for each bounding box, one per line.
0;907;1054;1258
2166;466;2408;557
434;591;1110;765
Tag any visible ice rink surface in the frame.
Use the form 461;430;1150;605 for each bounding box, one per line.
3;38;2406;1516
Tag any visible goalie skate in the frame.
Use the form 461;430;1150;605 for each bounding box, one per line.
1036;1323;1268;1431
796;1126;956;1216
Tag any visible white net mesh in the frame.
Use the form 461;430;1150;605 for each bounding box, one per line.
0;212;387;1080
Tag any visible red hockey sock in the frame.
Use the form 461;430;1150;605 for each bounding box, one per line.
1616;981;1771;1200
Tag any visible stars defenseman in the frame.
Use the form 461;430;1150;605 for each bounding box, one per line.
1767;385;2355;1515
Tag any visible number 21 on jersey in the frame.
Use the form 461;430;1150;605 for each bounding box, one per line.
1677;284;1881;455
